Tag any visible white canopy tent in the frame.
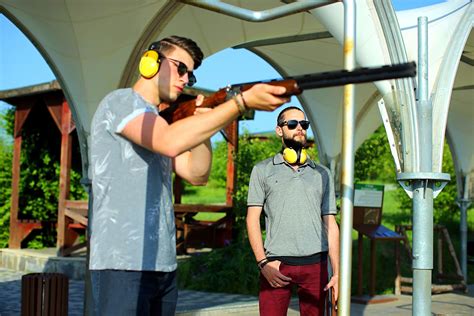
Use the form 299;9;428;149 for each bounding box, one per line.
1;0;472;313
1;0;470;188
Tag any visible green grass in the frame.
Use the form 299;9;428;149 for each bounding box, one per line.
180;185;226;204
178;184;227;221
193;212;226;221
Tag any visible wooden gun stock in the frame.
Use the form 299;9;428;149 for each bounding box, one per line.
159;62;416;124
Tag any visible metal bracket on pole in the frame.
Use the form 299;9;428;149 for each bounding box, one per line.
397;172;450;199
456;198;472;209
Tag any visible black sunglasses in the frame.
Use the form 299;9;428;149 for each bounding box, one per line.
164;57;196;86
280;120;310;130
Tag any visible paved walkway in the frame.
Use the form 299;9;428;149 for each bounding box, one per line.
1;268;473;315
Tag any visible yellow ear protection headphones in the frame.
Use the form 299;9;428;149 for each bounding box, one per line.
282;147;308;164
139;50;161;78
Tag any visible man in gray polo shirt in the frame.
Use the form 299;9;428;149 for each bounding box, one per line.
89;35;290;315
247;106;340;316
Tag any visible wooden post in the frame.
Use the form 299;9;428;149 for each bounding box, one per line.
8;104;33;248
54;99;76;255
225;120;238;206
438;226;444;276
395;239;401;295
173;175;183;204
357;233;363;296
370;239;376;296
9;133;23;248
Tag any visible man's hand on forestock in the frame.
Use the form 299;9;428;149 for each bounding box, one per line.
242;84;289;112
261;260;292;288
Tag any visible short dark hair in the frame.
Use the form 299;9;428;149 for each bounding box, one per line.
148;35;204;69
277;106;305;126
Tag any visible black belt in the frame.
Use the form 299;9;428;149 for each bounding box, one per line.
268;251;328;266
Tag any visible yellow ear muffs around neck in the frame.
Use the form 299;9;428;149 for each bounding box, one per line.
283;148;307;164
139;50;161;79
299;148;307;164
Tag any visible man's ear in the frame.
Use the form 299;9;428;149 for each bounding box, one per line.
276;126;283;137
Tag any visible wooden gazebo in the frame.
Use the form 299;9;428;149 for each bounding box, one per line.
1;81;242;256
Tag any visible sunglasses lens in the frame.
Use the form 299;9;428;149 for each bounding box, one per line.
287;120;298;129
300;121;310;130
176;62;196;86
188;74;196;86
177;62;187;76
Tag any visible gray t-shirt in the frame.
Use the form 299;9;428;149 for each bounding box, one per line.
89;88;176;272
247;153;337;257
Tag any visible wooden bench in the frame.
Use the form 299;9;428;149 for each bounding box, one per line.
58;201;233;256
174;204;233;254
59;200;88;256
351;184;407;304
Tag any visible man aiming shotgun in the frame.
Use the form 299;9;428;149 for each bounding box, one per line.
89;35;290;315
160;61;416;123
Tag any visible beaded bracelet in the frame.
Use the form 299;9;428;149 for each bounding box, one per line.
233;94;246;115
239;92;247;109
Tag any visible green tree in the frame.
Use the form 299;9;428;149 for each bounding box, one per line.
0;109;14;248
0;107;87;248
208;139;229;188
354;125;397;183
0;116;13;247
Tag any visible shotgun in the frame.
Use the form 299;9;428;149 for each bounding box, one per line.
159;62;416;124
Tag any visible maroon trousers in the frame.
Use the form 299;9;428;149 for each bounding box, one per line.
259;261;328;316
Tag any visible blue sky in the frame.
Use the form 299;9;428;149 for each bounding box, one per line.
0;0;444;141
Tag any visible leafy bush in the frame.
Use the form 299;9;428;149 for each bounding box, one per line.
0;106;87;248
355;126;397;183
0;121;12;247
178;239;260;295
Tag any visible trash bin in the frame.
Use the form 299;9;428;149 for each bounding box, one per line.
21;273;69;316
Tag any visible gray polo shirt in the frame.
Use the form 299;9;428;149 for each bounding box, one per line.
247;153;337;257
89;88;176;272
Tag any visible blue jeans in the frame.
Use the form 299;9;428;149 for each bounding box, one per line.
91;269;177;316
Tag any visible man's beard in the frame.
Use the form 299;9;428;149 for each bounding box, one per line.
283;136;306;150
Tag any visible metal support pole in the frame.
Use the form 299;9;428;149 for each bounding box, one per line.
459;201;469;281
412;16;433;316
398;17;450;315
458;175;472;282
398;16;449;316
338;1;356;315
411;178;433;316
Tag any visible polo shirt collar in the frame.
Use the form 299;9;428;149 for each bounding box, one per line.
273;152;317;169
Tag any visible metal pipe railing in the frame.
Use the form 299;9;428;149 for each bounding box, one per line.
179;0;333;22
